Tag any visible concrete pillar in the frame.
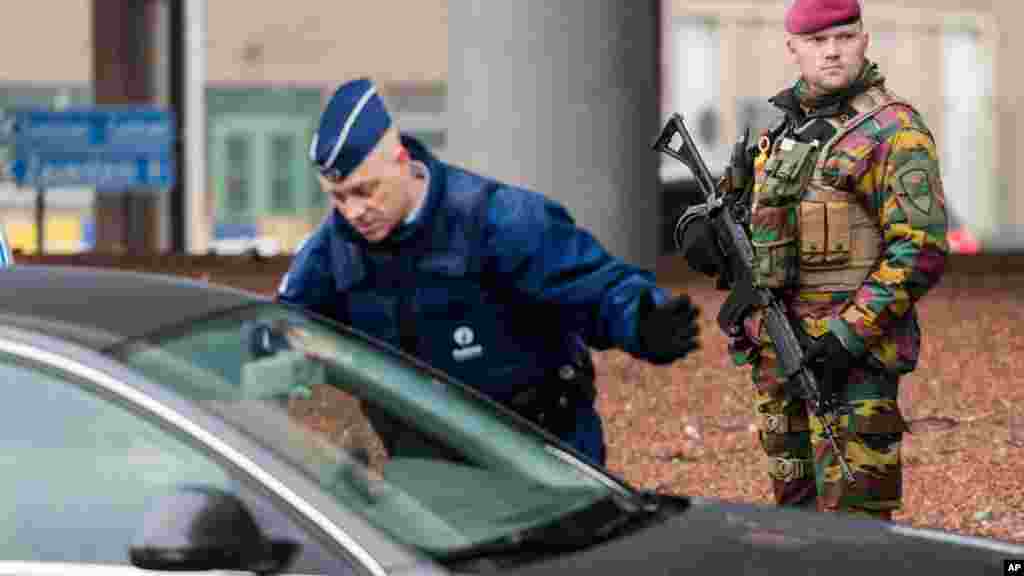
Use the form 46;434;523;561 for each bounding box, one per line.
447;1;662;270
181;0;208;254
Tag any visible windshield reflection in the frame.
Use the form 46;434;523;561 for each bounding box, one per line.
110;303;618;556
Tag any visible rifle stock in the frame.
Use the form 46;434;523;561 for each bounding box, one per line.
653;113;856;487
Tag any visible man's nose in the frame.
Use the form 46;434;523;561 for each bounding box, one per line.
342;197;368;221
823;39;841;57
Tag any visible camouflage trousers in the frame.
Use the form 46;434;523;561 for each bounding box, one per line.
750;344;909;520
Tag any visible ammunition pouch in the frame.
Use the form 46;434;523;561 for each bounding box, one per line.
750;203;800;289
751;139;821;289
508;355;597;439
799;200;852;269
757;139;818;207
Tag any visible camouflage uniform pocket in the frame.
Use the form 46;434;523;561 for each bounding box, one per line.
845;398;910;435
813;397;909;513
751;204;799;288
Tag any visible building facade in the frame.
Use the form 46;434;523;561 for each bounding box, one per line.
0;0;1017;254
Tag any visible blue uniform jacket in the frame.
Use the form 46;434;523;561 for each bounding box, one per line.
278;136;668;463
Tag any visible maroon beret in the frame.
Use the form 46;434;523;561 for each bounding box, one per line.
785;0;861;35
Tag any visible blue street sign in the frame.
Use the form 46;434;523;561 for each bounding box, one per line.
10;107;175;190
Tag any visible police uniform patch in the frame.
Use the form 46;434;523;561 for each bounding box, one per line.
453;325;474;347
452;325;483;361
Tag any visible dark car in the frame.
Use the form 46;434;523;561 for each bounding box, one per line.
0;265;1018;576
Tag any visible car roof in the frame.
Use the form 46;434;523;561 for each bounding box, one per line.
0;265;264;350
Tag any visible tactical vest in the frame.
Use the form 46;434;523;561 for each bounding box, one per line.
750;85;916;293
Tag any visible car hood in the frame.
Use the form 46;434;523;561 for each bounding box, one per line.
503;495;1021;575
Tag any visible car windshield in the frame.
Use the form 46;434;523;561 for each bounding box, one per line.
109;303;632;558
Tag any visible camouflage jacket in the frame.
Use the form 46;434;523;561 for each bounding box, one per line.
731;62;949;375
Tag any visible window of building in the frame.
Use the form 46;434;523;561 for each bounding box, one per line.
207;88;324;254
269;133;296;213
663;16;723;182
942;23;996;241
225;134;251;217
310;167;326;211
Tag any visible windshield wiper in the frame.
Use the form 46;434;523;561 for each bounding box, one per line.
542;443;653;511
438;528;584;567
438;494;663;567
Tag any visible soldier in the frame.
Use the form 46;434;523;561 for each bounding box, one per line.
679;0;948;519
278;77;701;466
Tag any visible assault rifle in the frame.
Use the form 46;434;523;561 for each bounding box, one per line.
652;113;856;487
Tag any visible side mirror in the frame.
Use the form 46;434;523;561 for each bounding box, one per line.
129;485;299;575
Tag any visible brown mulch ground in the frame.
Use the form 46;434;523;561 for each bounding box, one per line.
597;270;1024;544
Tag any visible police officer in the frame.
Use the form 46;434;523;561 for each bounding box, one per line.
679;0;947;519
278;77;701;466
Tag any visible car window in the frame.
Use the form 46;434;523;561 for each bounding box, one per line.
0;351;352;574
114;304;624;559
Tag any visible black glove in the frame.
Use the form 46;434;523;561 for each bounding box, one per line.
636;289;701;365
678;217;725;276
677;216;734;291
803;331;854;413
717;274;757;337
242;320;291;360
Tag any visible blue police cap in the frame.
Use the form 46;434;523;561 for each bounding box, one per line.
310;78;392;180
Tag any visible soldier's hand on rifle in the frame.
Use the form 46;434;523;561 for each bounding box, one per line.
678;216;727;277
804;331;854;413
636;289;701;365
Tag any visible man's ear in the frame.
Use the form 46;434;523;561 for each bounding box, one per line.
785;36;799;66
394;145;410;164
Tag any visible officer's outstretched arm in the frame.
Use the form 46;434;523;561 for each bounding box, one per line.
483;187;678;360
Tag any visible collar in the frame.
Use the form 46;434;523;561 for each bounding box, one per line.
401;160;430;225
770;60;884;123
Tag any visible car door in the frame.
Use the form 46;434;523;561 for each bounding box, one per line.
0;339;368;576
